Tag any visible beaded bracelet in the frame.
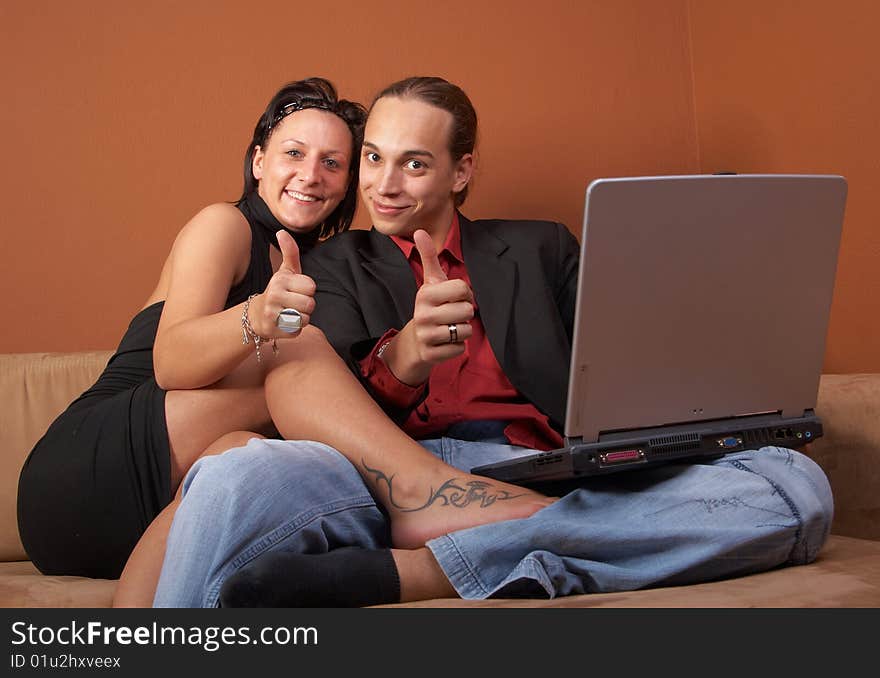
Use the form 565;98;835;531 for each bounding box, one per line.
241;294;277;363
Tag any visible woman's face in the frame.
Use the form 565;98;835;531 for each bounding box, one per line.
359;96;472;241
252;108;353;233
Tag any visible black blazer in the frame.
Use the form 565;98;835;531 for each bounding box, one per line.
302;213;580;431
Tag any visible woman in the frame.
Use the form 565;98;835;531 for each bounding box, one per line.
17;77;367;581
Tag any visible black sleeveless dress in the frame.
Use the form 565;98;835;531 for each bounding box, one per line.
17;193;316;579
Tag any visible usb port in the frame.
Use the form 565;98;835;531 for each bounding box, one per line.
600;449;645;466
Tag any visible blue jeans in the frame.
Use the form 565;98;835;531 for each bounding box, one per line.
152;432;833;607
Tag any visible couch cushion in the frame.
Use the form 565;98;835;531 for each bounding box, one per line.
0;351;112;561
811;373;880;540
0;560;116;608
383;535;880;607
2;535;877;608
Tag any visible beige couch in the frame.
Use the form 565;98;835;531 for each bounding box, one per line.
2;351;879;608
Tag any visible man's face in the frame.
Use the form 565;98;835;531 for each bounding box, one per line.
359;96;472;241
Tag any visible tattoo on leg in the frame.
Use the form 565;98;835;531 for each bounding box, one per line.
363;460;525;512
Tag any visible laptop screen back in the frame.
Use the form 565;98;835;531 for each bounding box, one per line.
564;174;847;442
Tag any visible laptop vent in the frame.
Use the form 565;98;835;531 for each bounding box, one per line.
649;432;702;456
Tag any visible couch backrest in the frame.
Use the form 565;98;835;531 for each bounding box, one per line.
0;351;112;561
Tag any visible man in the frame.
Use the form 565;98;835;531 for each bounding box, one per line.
153;77;832;607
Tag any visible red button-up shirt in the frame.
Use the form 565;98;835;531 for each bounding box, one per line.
358;215;564;451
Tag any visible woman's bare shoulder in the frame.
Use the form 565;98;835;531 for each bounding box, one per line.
189;202;248;229
163;202;253;274
150;203;251;303
174;202;250;246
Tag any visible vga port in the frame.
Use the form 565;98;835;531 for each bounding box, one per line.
717;436;743;450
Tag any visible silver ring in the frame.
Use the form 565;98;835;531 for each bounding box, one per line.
448;324;458;344
276;308;302;334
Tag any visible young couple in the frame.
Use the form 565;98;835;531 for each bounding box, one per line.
19;75;833;608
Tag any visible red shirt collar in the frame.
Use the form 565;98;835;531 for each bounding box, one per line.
390;212;463;264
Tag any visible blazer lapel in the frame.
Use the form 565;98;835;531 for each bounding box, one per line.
460;215;570;428
358;229;418;327
460;214;516;366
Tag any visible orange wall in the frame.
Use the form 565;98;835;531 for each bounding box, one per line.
3;2;877;372
689;0;880;373
0;0;698;354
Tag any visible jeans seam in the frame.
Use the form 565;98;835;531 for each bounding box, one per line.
440;437;452;465
727;456;805;563
439;535;491;598
436;538;558;599
511;555;557;598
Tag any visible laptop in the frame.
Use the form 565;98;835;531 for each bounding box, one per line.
472;173;847;485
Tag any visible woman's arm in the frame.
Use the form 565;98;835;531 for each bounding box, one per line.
153;204;315;389
153;204;314;391
152;203;256;390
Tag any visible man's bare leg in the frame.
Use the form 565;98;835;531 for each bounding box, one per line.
265;327;555;550
393;548;457;603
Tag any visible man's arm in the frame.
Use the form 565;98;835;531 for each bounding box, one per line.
375;230;474;385
303;250;428;424
304;230;476;421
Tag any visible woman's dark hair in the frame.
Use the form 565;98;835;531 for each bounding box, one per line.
240;77;367;238
372;76;477;207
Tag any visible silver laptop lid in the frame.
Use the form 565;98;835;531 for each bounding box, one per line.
564;174;847;442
